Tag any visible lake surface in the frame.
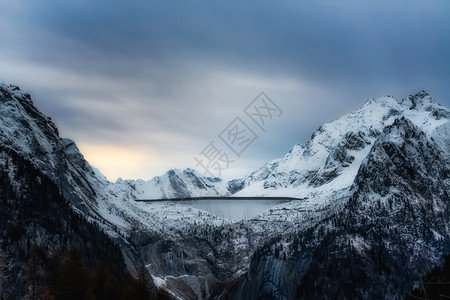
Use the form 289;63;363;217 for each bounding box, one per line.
170;199;289;221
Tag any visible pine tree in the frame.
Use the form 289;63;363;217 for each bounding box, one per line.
48;248;90;300
0;249;5;300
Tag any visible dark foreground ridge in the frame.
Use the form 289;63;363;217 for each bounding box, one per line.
135;196;304;202
3;80;450;299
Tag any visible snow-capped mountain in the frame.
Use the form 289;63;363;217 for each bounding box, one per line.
1;78;450;299
226;109;450;299
224;90;450;298
232;91;449;199
0;80;232;298
0;81;161;298
114;168;229;200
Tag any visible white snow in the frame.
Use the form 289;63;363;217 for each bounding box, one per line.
3;83;448;241
235;93;449;203
3;82;450;297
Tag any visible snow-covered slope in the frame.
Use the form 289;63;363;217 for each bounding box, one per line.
0;82;101;214
233;91;450;200
222;92;450;299
114;168;229;200
0;80;241;298
2;78;450;299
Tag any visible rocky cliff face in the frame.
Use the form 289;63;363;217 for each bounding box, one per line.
233;91;449;198
224;115;450;299
0;81;233;299
0;145;132;298
0;82;156;298
1;79;450;299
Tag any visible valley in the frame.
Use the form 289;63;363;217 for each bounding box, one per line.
1;81;450;299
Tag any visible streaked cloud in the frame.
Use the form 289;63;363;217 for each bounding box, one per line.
1;1;449;180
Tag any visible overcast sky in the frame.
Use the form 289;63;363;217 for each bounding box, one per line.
1;1;449;181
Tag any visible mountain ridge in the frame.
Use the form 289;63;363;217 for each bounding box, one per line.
231;90;449;198
1;79;450;299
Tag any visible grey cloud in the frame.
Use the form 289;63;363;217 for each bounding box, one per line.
1;1;449;179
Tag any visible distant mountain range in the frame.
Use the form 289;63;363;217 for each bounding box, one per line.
1;79;449;299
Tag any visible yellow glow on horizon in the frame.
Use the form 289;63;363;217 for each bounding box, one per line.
77;143;160;182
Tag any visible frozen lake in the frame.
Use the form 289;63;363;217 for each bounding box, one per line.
143;198;292;221
182;199;289;221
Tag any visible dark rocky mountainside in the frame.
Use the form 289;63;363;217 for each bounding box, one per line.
1;79;450;299
0;146;131;298
0;82;160;298
222;115;450;299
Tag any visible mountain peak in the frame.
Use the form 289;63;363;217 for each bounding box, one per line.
0;81;33;105
0;82;60;159
362;95;397;108
400;90;439;110
234;90;449;197
414;90;430;98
